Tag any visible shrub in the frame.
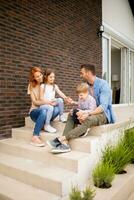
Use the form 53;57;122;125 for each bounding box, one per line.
92;162;115;188
69;186;82;200
69;186;95;200
124;128;134;163
82;186;95;200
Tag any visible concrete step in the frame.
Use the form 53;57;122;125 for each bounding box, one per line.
0;152;77;196
0;138;92;173
128;192;134;200
0;174;59;200
25;116;66;133
94;164;134;200
12;127;100;153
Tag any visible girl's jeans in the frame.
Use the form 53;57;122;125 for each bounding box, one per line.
40;98;64;125
30;106;60;136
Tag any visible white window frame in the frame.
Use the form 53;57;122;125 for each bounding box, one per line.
102;32;111;87
102;33;134;105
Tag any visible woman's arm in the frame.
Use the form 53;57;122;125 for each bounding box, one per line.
30;91;49;106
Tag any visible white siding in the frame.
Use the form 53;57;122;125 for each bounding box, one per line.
102;0;134;43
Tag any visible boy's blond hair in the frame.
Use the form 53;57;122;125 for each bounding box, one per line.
76;83;89;94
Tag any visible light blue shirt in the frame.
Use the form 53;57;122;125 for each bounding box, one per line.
89;77;116;123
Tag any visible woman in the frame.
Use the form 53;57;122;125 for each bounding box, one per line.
28;66;60;147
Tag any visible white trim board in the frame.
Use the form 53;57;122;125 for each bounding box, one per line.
102;21;134;50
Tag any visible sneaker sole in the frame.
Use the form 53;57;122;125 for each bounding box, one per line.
30;142;45;147
44;130;57;133
51;148;71;154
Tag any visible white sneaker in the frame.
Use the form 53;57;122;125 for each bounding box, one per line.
80;128;90;138
44;125;57;133
59;114;67;123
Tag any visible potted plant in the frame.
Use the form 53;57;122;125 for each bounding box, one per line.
92;162;115;188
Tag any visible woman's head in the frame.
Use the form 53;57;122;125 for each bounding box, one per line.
29;67;43;87
43;68;55;84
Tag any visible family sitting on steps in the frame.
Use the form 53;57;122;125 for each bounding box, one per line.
28;64;116;153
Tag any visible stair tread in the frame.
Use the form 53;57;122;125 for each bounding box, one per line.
0;138;91;160
12;126;100;142
0;152;76;182
0;174;59;200
128;193;134;200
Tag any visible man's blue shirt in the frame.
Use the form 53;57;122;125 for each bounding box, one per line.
90;77;116;123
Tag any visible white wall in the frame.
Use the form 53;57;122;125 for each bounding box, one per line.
102;0;134;43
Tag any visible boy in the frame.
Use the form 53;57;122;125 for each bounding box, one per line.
71;83;97;126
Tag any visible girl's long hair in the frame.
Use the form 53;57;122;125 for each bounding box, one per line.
29;66;43;87
43;68;55;84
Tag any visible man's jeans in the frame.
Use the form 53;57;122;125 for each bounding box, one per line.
63;112;108;140
40;98;64;124
30;106;60;136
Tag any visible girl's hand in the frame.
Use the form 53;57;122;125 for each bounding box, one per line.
65;97;74;105
49;100;57;106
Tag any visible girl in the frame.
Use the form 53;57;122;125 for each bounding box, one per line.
40;68;71;133
28;67;60;147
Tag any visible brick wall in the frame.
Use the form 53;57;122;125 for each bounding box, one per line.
0;0;102;137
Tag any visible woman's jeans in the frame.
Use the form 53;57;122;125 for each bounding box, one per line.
40;98;64;125
30;106;60;136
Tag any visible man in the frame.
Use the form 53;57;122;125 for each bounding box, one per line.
47;64;116;153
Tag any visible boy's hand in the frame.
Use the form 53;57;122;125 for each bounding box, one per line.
76;110;84;117
77;112;89;122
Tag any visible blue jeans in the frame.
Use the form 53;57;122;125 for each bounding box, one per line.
30;106;60;136
40;98;64;125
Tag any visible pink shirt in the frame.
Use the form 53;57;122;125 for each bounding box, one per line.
78;95;97;113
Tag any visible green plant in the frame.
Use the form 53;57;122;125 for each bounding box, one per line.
69;186;95;200
92;162;115;188
102;139;132;174
69;186;82;200
124;128;134;163
82;186;95;200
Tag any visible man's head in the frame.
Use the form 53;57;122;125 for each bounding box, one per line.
80;64;96;82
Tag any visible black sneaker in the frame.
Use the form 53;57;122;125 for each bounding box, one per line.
51;144;71;154
46;138;61;148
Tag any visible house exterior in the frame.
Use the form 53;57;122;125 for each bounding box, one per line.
0;0;102;137
0;0;134;137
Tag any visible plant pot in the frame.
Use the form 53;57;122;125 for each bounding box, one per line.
131;160;134;164
95;182;112;189
117;169;127;174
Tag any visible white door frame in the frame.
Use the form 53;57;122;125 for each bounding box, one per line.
102;32;111;87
